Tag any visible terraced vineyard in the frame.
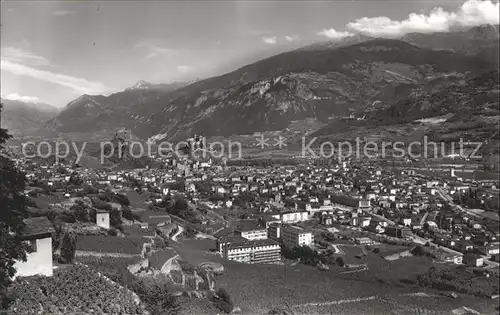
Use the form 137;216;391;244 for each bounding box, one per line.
8;265;147;315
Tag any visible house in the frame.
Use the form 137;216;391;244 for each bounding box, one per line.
14;217;55;278
434;251;463;265
320;214;334;226
463;253;483;267
96;210;110;229
457;239;474;253
401;217;412;226
355;237;373;245
386;226;411;238
479;244;500;256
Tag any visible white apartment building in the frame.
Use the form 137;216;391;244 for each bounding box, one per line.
272;211;309;224
281;225;314;249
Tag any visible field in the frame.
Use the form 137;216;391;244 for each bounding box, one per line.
76;235;148;255
214;255;499;314
168;236;500;314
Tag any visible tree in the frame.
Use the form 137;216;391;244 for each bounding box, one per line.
0;103;28;308
109;208;123;231
122;206;134;221
131;278;179;315
71;201;88;222
59;233;76;264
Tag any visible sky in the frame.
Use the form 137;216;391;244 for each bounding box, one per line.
0;0;498;107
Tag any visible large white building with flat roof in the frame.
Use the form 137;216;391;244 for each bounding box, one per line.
217;235;281;264
281;225;314;249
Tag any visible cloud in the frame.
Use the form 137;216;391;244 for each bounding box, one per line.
2;93;40;104
1;60;112;95
177;65;190;73
262;36;277;44
133;41;178;59
284;35;300;42
1;47;52;68
317;29;353;40
52;10;75;16
346;0;500;37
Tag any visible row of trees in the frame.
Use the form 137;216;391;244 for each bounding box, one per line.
281;246;344;268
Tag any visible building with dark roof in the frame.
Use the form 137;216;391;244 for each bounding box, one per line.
14;217;55;278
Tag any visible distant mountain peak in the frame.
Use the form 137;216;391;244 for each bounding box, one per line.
126;80;152;91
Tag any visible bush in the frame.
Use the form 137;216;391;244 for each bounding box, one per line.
213;288;234;314
411;245;426;256
336;257;345;267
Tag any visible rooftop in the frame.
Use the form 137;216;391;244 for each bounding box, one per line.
227;238;280;250
22;217;55;238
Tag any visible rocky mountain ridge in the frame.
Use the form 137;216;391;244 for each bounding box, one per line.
29;25;500;144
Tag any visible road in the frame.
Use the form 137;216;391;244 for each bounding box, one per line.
171;225;184;242
419;212;429;226
436;187;473;216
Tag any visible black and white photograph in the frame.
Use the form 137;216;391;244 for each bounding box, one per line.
1;0;499;314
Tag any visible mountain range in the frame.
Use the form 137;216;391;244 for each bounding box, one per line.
0;98;59;137
5;25;500;147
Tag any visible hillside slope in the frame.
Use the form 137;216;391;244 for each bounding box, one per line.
131;38;493;141
47;81;188;141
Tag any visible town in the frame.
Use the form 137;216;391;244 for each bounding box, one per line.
13;137;500;301
2;1;499;312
